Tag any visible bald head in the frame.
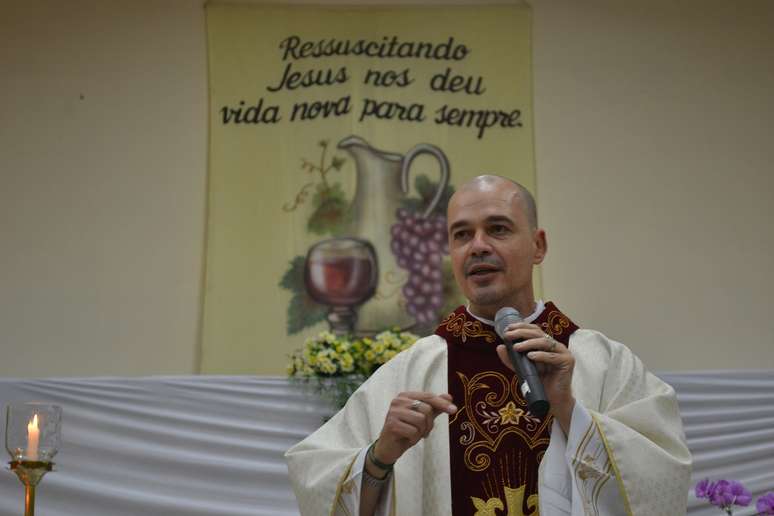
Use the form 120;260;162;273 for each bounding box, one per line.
452;175;538;230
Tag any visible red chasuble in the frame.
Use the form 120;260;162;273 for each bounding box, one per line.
435;303;579;516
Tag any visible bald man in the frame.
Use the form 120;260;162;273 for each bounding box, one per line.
286;176;691;516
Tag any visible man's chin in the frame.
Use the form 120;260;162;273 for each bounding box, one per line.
467;288;507;311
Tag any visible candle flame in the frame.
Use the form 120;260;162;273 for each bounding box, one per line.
28;414;39;432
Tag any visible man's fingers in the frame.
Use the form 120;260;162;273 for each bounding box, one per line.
505;322;541;332
503;323;544;342
402;397;433;417
498;343;570;375
387;418;423;443
398;409;434;437
527;350;571;366
496;344;515;373
398;406;432;432
514;336;565;354
423;396;458;415
400;391;448;402
399;392;457;415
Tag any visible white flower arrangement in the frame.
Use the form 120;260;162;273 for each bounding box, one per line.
287;329;418;409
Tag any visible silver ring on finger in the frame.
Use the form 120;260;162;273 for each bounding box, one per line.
546;336;557;352
410;399;423;411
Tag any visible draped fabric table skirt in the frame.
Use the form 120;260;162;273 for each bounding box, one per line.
0;372;772;515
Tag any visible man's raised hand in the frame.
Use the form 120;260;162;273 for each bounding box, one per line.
372;392;457;465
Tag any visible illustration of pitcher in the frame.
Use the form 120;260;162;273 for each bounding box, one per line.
336;135;450;332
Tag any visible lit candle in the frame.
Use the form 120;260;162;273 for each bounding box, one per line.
27;414;40;461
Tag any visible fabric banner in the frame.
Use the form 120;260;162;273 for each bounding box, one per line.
204;4;536;374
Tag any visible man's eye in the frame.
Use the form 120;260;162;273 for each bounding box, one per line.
491;225;508;234
453;231;470;240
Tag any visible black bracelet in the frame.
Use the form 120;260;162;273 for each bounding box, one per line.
367;439;395;473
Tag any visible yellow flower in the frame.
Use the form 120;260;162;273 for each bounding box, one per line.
317;357;336;375
498;401;524;425
287;329;418;382
340;353;355;372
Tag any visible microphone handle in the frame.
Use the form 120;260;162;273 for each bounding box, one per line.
505;339;550;419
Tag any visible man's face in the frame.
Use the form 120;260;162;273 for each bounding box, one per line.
447;183;546;319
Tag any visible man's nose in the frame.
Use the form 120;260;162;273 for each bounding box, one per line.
469;230;492;255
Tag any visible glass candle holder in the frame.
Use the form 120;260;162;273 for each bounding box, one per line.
5;403;62;463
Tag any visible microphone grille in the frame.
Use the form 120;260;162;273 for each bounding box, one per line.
494;307;523;338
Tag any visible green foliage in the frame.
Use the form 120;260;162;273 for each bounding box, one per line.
401;174;456;216
279;256;328;334
307;182;350;235
285;140;348;237
330;156;345;171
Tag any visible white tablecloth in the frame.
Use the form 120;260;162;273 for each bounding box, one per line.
0;372;772;515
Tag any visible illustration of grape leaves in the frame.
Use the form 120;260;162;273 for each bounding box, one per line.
279;256;327;335
401;174;456;216
283;140;349;236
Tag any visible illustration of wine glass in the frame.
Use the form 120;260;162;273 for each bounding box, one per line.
304;238;378;335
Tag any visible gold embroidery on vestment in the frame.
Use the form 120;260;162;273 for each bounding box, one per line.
471;485;540;516
572;421;614;515
498;401;524;425
439;312;497;343
541;310;570;338
472;496;504;516
457;371;551;472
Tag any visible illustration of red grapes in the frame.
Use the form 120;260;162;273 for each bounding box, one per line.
390;208;449;324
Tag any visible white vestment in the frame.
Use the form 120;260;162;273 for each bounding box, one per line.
285;329;692;515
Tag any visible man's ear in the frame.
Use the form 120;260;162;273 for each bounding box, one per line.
533;229;547;265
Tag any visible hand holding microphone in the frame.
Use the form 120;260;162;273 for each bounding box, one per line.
494;307;576;432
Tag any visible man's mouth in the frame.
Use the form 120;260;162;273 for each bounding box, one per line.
466;265;500;277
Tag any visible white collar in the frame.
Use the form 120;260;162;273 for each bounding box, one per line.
465;299;546;326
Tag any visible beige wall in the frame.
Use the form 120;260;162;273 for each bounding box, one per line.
1;0;772;377
0;0;207;376
534;0;774;370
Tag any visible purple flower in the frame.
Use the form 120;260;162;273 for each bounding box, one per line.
695;478;716;499
709;479;752;508
728;480;752;506
757;492;774;515
710;480;733;507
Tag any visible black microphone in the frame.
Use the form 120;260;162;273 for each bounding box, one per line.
494;307;550;419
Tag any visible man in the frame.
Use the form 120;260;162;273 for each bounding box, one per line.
286;175;691;515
